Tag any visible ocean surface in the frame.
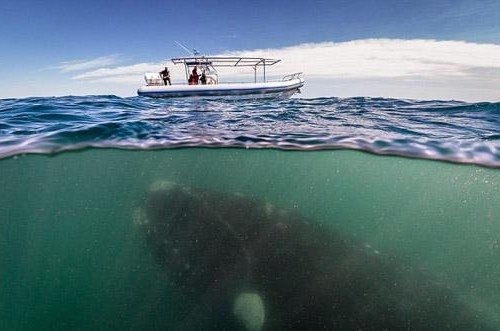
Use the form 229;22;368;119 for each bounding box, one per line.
0;95;499;166
1;95;499;329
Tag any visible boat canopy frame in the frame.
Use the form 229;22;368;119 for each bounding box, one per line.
171;56;281;83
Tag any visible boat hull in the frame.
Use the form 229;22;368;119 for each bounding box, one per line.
137;78;304;99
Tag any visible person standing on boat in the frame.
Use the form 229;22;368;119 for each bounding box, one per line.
189;67;199;85
200;70;207;85
159;67;171;85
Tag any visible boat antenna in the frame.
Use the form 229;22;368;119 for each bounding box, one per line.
174;41;195;56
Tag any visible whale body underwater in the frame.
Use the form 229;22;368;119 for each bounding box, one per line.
135;181;493;330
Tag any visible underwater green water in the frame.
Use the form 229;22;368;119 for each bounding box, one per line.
1;148;499;330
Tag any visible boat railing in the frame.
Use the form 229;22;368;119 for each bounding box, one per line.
282;72;303;81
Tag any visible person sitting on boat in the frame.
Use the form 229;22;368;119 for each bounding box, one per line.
159;67;171;85
188;67;199;85
200;70;207;85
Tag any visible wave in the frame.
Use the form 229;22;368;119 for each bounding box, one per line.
0;95;499;167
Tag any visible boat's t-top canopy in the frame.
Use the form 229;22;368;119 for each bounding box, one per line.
171;56;280;67
171;56;281;83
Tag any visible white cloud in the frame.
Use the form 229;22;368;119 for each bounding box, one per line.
225;39;500;80
72;62;160;80
54;55;119;72
46;39;500;101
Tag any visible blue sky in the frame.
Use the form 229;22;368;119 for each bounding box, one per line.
1;0;500;100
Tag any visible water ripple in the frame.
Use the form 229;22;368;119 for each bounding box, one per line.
0;95;499;167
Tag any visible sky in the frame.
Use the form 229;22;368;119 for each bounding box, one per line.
1;0;500;101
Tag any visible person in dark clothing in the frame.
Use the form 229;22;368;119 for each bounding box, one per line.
200;71;207;85
159;67;171;85
189;67;199;85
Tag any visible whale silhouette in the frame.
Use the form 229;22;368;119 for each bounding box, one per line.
135;181;493;330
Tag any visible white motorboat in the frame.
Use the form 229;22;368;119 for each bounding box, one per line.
137;56;304;99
